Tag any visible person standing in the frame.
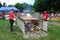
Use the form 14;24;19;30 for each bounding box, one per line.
17;11;20;19
9;9;15;32
42;11;50;31
2;12;5;19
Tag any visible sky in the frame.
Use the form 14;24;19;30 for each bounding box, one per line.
0;0;35;5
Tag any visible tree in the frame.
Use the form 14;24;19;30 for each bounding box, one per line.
3;2;7;7
15;3;23;12
8;5;14;7
33;0;47;12
34;0;60;12
0;2;2;7
22;3;32;10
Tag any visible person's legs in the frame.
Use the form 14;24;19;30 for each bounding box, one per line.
43;21;48;31
9;20;14;32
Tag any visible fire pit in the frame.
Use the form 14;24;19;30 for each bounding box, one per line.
17;16;47;38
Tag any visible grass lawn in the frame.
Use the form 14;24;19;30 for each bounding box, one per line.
49;20;60;23
0;19;60;40
48;18;60;23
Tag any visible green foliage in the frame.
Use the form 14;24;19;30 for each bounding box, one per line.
8;5;14;7
33;0;47;12
3;2;6;7
15;3;23;12
34;0;60;12
0;2;2;7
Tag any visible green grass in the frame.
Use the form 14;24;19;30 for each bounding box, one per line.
48;18;60;23
0;19;60;40
49;20;60;23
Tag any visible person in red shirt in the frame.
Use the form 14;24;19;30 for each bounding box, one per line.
43;11;50;21
17;11;23;21
17;11;20;19
9;9;15;32
42;11;50;31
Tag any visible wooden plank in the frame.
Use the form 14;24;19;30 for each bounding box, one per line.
20;16;39;20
